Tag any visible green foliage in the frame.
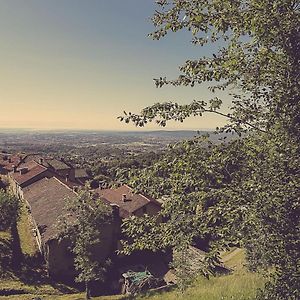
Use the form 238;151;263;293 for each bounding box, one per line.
119;1;300;299
59;191;113;299
0;190;19;231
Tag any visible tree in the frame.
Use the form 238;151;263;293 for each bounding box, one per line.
59;191;113;299
0;189;19;231
119;1;300;299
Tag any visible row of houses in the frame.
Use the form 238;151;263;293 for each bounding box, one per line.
0;152;161;280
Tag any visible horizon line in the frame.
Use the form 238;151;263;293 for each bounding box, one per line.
0;127;216;132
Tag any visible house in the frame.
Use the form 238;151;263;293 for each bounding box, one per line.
43;158;74;180
74;168;91;185
3;153;162;281
9;160;54;198
22;176;120;280
8;157;86;198
0;153;24;175
95;185;161;218
22;177;78;278
23;177;121;279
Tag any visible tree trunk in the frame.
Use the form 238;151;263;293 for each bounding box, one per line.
85;281;91;300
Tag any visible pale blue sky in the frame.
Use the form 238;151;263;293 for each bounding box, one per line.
0;0;229;130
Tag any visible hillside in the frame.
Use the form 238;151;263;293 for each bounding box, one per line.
1;218;263;300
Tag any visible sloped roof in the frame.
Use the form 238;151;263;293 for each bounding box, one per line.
12;161;48;187
23;177;76;243
0;154;23;172
45;158;71;171
74;168;89;179
96;185;161;218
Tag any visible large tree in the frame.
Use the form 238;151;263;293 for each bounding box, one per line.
59;191;113;299
0;189;19;231
119;1;300;299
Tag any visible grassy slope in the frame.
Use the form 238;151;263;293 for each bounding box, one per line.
17;204;39;256
136;249;264;300
1;205;263;300
0;208;76;299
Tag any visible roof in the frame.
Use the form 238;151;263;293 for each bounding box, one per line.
15;158;82;188
22;154;43;163
96;185;161;218
45;158;71;171
12;161;49;187
0;154;23;172
23;177;77;243
74;169;89;179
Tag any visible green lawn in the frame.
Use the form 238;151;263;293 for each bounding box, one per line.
136;249;264;300
17;203;39;256
0;293;125;300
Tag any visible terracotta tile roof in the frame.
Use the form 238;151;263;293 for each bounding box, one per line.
16;159;81;188
12;161;48;187
96;185;161;218
0;154;23;172
23;177;76;243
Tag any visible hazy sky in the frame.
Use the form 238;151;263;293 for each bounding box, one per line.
0;0;230;131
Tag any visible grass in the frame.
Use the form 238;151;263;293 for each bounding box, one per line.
135;249;264;300
0;293;125;300
17;203;39;256
1;206;264;300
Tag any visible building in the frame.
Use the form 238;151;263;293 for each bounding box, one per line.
2;152;162;281
22;177;77;278
9;160;54;198
0;153;24;175
22;177;120;280
95;184;161;219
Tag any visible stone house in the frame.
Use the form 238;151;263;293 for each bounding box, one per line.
95;184;161;218
22;176;120;280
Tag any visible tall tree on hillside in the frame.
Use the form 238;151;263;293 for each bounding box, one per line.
119;1;300;299
0;189;19;231
59;191;113;299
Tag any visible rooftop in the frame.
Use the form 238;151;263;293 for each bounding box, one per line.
23;177;76;243
96;185;161;218
11;161;48;187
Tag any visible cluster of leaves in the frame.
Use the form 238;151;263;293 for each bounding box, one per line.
121;132;299;298
58;191;113;299
0;189;19;231
119;1;299;299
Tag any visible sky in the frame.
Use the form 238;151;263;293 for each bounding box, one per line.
0;0;230;131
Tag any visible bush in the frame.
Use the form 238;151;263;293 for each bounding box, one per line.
0;190;20;230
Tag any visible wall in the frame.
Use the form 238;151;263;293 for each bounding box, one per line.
46;238;76;280
46;219;120;280
134;202;161;218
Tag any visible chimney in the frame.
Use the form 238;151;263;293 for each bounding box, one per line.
65;174;69;182
19;167;28;175
39;158;44;165
122;194;131;202
12;165;17;173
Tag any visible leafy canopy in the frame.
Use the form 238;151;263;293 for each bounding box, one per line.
119;1;300;299
0;189;19;230
59;191;113;298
